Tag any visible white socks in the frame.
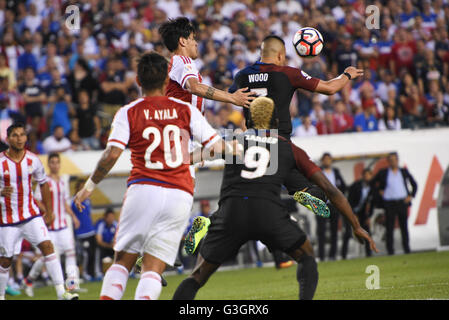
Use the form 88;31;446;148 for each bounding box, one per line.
65;249;80;283
44;253;65;298
135;271;162;300
28;256;45;281
0;265;10;299
100;264;129;300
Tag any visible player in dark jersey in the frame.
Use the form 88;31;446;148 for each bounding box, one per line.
228;34;364;219
172;97;378;300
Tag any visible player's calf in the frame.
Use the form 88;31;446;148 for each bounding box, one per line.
288;239;318;300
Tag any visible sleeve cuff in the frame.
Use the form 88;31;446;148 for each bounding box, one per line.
181;74;198;88
202;133;220;149
107;139;127;150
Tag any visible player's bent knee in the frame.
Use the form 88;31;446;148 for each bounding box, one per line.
0;256;13;268
38;240;55;256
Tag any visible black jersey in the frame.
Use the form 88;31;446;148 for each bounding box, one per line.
229;62;320;138
219;130;321;206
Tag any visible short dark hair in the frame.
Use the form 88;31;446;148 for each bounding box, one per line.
262;34;285;46
48;152;60;162
7;122;26;137
388;152;398;159
137;52;168;91
321;152;332;160
159;17;196;52
104;207;115;216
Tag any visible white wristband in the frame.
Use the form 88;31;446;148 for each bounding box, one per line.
84;178;96;192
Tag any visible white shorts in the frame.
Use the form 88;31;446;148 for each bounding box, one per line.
0;217;51;258
49;228;76;255
114;184;193;266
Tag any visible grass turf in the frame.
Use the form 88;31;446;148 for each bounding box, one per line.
7;250;449;300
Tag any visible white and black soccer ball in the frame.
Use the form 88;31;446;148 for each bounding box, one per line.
293;27;324;58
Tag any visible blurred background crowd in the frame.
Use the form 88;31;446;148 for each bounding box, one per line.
0;0;449;154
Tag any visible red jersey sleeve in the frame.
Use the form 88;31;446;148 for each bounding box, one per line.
288;141;321;178
286;66;320;91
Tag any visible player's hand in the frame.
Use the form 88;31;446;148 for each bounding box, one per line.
72;215;81;229
0;186;13;198
231;87;256;108
353;226;379;253
43;211;55;226
74;188;93;212
344;66;364;80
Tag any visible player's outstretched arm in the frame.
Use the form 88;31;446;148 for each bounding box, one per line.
309;170;379;253
186;78;255;107
74;146;123;211
190;139;242;164
314;66;364;95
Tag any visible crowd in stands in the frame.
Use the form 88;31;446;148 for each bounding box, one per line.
0;0;448;154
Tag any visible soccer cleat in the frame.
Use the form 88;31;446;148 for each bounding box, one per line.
21;278;34;297
5;286;21;296
293;191;330;218
60;291;79;300
184;216;210;255
277;261;294;269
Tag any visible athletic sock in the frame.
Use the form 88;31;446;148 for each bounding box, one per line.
28;256;45;281
65;249;80;284
172;277;201;300
296;255;319;300
0;265;10;298
135;271;162;300
44;253;65;298
100;264;129;300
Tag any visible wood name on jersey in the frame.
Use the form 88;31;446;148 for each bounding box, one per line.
143;108;179;121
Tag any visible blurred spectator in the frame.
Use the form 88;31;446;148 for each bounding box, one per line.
333;100;354;133
42;125;72;154
354;105;378;132
390;28;416;76
0;54;16;89
317;152;346;261
17;40;37;74
293;115;317;137
95;208;117;277
379;106;402;131
343;168;374;259
67;58;99;105
73;90;101;150
317;111;338;135
72;179;98;282
332;32;358;75
18;67;46;133
47;85;74;135
374;152;417;255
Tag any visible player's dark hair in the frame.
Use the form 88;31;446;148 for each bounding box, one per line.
137;52;168;91
159;17;196;52
48;152;60;162
7;122;26;137
262;34;285;46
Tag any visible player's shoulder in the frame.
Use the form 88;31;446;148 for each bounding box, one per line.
24;150;40;162
167;97;196;113
172;55;193;65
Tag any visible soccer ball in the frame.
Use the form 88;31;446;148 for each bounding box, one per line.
293;27;324;58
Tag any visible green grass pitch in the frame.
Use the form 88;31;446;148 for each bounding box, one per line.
7;250;449;300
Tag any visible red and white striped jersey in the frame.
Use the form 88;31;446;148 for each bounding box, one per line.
166;55;205;114
0;151;47;226
107;96;220;195
34;177;70;231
